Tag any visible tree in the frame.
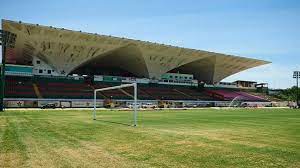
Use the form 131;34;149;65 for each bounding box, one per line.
275;86;299;101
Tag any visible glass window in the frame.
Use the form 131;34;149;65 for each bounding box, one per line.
47;70;51;74
39;69;43;73
36;60;40;64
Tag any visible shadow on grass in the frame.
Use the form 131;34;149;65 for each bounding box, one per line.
94;119;132;127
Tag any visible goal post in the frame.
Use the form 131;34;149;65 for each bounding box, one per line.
93;83;138;126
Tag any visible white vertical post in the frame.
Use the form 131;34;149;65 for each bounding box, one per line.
133;83;137;127
93;90;96;120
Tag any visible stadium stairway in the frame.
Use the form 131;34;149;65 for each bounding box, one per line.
173;89;194;100
93;83;131;99
33;83;42;98
140;86;193;100
119;86;154;100
35;78;94;99
137;89;155;100
90;85;107;99
174;87;215;100
118;88;134;98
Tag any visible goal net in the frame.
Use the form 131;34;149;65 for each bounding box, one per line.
93;83;138;126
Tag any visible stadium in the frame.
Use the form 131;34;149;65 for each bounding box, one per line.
1;18;299;168
2;19;275;108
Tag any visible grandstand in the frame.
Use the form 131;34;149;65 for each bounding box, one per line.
1;19;273;108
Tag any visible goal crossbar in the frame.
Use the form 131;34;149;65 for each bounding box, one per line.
93;83;138;126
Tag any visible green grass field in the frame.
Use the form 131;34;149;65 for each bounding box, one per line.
0;108;299;168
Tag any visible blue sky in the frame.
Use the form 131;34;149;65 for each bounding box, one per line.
1;0;299;88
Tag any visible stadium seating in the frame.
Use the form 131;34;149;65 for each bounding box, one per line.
235;91;266;101
5;76;267;102
140;87;188;100
174;88;216;100
34;76;93;99
5;76;37;98
242;90;281;102
138;85;213;100
121;86;154;100
206;89;267;102
37;82;93;99
93;83;131;99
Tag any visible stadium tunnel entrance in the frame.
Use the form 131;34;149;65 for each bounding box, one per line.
69;44;149;78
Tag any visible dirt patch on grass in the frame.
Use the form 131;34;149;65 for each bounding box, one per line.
175;140;207;147
0;152;25;167
193;130;269;148
24;134;145;168
24;141;57;168
158;128;269;148
54;141;145;168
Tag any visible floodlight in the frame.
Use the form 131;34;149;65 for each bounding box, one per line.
293;71;300;108
0;30;17;111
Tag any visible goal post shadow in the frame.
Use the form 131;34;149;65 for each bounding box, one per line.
93;83;138;127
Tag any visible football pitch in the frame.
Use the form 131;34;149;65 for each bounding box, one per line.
0;108;299;168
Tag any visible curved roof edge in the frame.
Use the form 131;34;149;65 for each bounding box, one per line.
2;19;271;83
